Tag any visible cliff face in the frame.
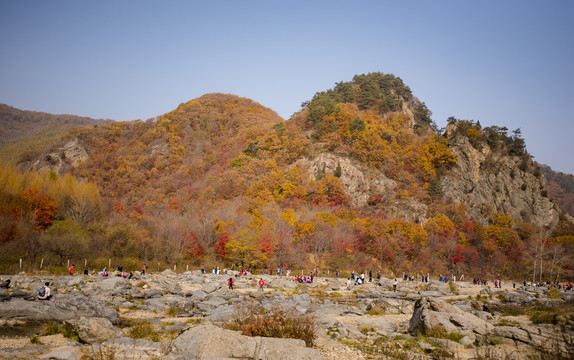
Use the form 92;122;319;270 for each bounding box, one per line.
296;152;397;208
441;123;560;228
17;138;88;174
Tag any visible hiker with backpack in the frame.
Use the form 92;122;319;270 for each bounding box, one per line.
0;279;10;289
38;282;52;300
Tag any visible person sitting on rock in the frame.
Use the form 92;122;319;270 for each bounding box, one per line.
0;279;10;289
38;282;52;300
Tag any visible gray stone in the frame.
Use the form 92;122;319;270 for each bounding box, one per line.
200;281;223;294
38;345;84;360
143;288;163;298
99;277;130;291
66;277;84;287
408;297;493;337
66;316;124;344
357;318;397;336
190;290;208;300
419;291;444;297
96;337;162;359
166;324;322;360
0;293;119;324
160;321;189;333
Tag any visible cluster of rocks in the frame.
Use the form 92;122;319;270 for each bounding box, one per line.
0;271;572;359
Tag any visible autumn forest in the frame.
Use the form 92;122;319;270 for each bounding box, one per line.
1;73;573;281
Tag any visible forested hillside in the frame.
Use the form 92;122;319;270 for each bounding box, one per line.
540;164;574;217
1;74;573;282
0;104;112;163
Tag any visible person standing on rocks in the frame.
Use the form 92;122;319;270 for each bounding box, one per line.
258;278;264;291
68;264;74;276
38;282;52;300
347;278;351;291
393;279;398;292
228;277;234;290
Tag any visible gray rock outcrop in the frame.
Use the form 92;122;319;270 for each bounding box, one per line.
408;297;493;338
165;324;322;360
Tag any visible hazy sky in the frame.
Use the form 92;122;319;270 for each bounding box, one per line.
1;1;572;174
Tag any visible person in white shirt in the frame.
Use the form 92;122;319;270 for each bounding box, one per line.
38;282;52;300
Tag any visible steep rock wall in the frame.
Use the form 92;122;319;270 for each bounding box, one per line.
442;123;560;228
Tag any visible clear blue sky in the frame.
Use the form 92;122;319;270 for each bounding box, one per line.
1;1;572;174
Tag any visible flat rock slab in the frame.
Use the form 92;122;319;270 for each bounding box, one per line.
166;323;322;360
0;294;119;324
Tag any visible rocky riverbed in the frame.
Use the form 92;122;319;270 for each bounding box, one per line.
0;271;572;359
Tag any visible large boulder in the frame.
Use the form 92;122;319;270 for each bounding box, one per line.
66;317;124;344
166;324;322;360
490;325;574;356
0;293;119;324
99;277;131;291
408;297;493;338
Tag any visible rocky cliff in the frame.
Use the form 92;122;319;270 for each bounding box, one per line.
441;122;560;228
17;138;88;174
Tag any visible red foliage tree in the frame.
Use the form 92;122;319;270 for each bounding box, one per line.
19;189;58;230
215;233;230;259
183;232;205;259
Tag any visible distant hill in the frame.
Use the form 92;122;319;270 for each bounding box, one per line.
539;164;574;217
0;104;113;164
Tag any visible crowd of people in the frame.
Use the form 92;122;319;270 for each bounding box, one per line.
3;262;574;303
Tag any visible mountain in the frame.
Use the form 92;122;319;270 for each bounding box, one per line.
1;74;572;280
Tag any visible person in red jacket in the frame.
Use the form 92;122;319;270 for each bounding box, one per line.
69;264;74;276
258;278;264;292
228;277;234;290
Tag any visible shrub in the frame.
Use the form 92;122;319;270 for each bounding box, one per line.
41;322;79;342
448;282;459;295
495;319;520;327
223;302;316;347
367;304;386;316
30;335;42;345
547;288;561;300
166;307;178;317
360;326;376;334
128;320;160;342
489;338;503;345
425;327;463;343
